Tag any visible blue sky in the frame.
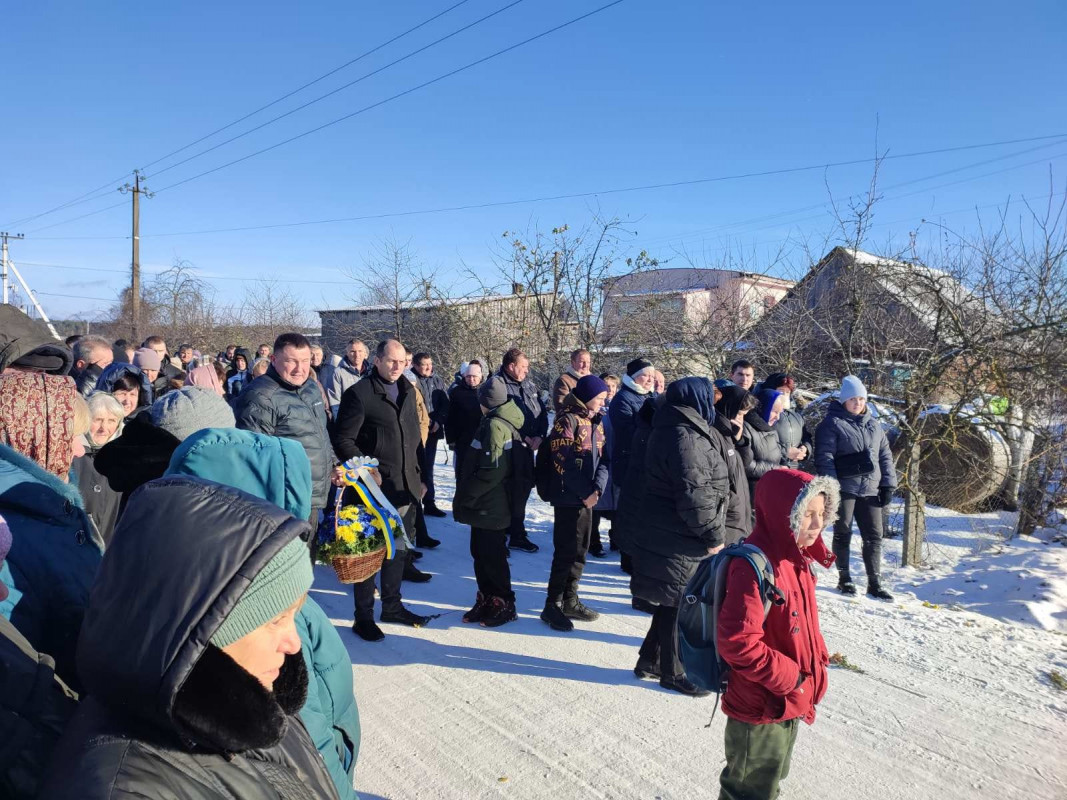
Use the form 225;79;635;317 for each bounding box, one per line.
3;0;1066;322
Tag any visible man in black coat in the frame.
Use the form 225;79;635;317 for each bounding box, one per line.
413;352;450;517
141;335;185;397
494;348;547;553
68;336;113;396
446;359;485;478
332;338;432;641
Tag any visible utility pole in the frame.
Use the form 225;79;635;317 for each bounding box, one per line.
120;170;152;342
1;231;25;305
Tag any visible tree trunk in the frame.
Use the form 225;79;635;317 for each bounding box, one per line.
1015;429;1051;539
901;439;925;567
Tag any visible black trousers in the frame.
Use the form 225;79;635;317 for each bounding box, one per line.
832;494;884;582
547;506;593;603
470;527;514;601
509;485;534;545
638;604;682;679
423;432;441;506
352;503;415;620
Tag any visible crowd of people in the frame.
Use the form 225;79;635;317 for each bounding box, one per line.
0;304;899;800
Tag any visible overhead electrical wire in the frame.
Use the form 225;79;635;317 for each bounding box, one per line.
25;131;1067;241
2;0;478;229
23;0;627;236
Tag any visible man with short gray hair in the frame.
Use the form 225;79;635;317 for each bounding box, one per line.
70;336;114;396
328;339;370;417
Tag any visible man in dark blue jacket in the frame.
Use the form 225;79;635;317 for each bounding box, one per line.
494;348;548;553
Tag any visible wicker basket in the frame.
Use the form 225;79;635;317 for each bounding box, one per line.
330;547;386;584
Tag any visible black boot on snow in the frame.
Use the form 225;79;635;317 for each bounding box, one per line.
540;602;574;632
463;591;488;623
352;620;385;642
562;596;600;622
837;574;857;595
634;658;661;681
481;597;518;628
380;607;431;627
660;675;712;697
866;582;894;601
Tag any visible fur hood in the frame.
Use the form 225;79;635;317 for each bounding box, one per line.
748;469;838;569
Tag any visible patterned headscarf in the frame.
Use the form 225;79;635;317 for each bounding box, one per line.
0;369;77;477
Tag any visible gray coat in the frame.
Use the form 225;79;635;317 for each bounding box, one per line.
814;400;896;497
327;358;367;415
235;365;334;507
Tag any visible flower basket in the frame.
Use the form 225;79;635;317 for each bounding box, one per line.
317;457;407;583
330;548;387;584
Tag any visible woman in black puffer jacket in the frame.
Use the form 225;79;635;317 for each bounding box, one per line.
743;387;786;498
629;378;730;697
814;375;897;601
712;385;758;545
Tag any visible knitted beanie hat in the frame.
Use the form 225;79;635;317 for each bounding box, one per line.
626;358;654;378
574;374;610;404
150;386;236;442
838;375;868;403
209;537;313;647
478;376;509;409
132;347;162;372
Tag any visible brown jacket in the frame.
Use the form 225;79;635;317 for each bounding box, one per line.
552;371;580;413
413;382;430;445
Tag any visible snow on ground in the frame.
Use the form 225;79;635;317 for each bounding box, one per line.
309;452;1067;800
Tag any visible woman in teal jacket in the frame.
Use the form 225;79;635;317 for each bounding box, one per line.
165;427;360;799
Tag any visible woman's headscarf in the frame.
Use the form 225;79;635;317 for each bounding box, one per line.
665;376;717;427
756;388;784;424
0;369;78;477
715;383;752;421
185;364;225;397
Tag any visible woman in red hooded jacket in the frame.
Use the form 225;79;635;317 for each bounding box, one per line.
717;468;839;800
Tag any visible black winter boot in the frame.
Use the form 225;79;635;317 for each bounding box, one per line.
481;597;518;628
463;592;488;624
562;596;600;622
866;580;893;601
352;620;385;642
380;607;431;627
540;602;574;632
634;658;661;681
660;675;712;697
837;572;857;596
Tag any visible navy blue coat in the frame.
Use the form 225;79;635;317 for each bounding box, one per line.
496;370;548;440
814;400;896;497
608;382;653;489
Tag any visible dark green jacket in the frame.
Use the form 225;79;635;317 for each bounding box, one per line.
0;615;78;800
453;401;526;530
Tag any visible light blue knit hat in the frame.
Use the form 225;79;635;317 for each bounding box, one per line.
839;375;868;403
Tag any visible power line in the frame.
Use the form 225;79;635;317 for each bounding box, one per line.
2;0;477;229
140;0;476;173
148;0;526;180
23;0;627;236
24;131;1067;241
19;188;1065;288
149;0;630;195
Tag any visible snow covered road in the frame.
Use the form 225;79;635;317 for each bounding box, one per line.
308;465;1067;800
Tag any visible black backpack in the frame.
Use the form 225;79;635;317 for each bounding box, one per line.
677;541;784;696
534;434;556;503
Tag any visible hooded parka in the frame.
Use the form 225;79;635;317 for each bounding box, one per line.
629;379;730;607
39;477;340;800
452;400;528;530
718;469;838;726
165;429;360;800
0;306;72;375
94;363;154;415
445;379;483;476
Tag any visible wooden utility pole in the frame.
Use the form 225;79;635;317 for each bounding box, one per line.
120;171;152;342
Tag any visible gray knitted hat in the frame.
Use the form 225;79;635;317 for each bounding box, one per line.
150;386;236;442
478;376;509;409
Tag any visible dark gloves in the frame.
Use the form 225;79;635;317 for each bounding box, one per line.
877;486;894;507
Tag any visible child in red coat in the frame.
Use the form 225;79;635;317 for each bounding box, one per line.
717;468;839;800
